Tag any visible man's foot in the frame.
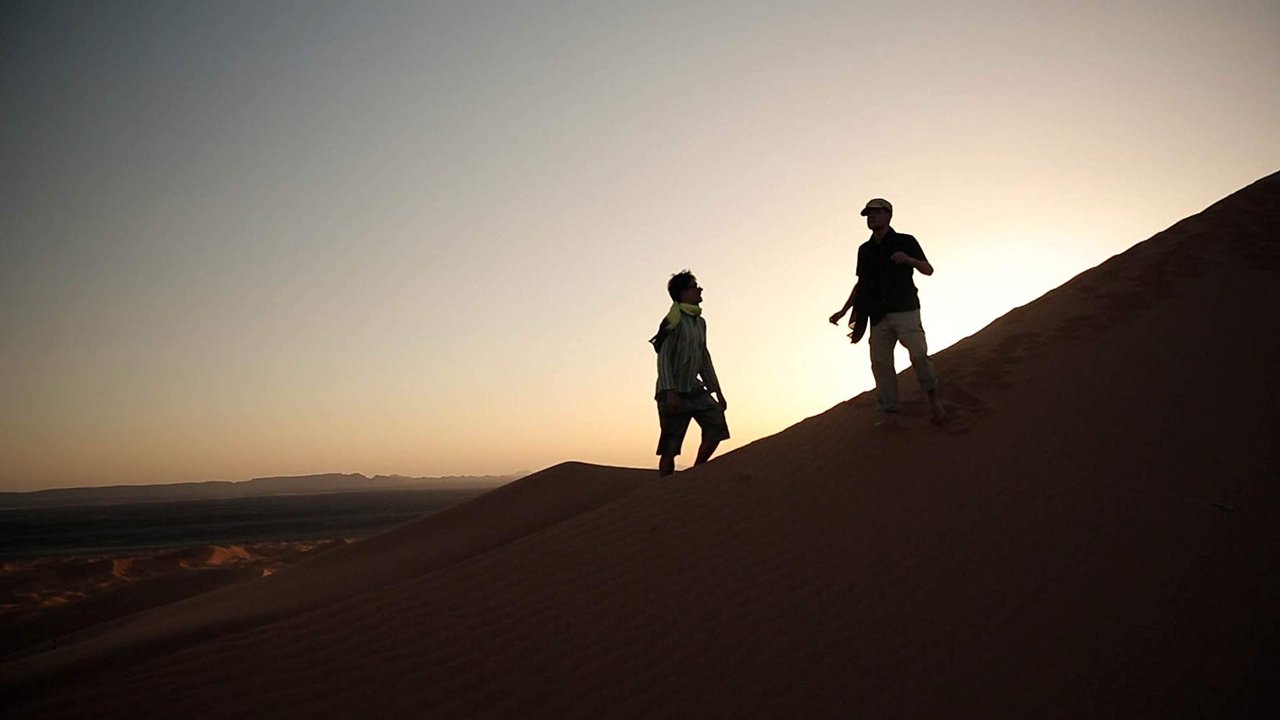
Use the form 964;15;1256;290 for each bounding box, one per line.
873;411;900;428
930;401;949;425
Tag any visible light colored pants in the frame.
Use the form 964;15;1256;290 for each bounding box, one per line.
869;309;938;413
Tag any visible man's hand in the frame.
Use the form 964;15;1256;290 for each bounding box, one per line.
890;251;914;265
665;391;681;413
828;309;847;325
715;392;728;411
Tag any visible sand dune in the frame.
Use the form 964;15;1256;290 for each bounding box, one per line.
4;171;1278;717
0;463;648;686
0;541;346;659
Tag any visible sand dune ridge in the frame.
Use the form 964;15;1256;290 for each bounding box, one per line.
4;172;1279;718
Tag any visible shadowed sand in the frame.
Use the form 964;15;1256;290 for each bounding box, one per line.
0;541;348;659
0;465;647;684
3;172;1279;718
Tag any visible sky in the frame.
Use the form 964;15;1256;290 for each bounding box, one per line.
2;0;1278;491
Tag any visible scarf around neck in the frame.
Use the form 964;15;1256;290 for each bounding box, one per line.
649;302;701;353
664;301;702;329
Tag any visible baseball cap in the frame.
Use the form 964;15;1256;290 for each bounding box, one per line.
860;198;893;216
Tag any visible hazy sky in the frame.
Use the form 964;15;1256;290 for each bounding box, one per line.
3;1;1278;491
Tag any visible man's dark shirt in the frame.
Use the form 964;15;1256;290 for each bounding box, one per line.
855;228;927;323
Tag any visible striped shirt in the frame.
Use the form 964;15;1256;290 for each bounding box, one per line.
655;313;721;398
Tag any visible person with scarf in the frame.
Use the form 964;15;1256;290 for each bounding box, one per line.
650;270;729;476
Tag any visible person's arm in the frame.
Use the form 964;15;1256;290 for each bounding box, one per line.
829;282;859;324
695;320;726;410
699;347;727;410
891;238;933;275
890;253;933;275
657;332;682;411
832;247;867;323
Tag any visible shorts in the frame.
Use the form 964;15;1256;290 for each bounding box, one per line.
655;389;730;456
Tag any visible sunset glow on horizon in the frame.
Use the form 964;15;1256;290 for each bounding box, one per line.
3;1;1278;491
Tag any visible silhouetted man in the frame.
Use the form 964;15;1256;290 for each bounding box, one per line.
830;198;946;424
651;270;729;476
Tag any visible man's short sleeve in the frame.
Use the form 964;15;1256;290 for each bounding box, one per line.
855;243;869;277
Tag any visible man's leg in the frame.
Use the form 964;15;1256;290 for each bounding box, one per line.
897;310;946;423
868;318;900;413
656;399;692;476
659;454;676;476
694;440;719;465
692;392;730;465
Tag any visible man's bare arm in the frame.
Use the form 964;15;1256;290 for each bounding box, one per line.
829;282;859;324
890;251;933;276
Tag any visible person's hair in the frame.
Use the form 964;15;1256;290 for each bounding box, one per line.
667;270;696;301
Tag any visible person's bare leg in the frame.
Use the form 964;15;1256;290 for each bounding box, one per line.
659;454;676;476
695;439;720;465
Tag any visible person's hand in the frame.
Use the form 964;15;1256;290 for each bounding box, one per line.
828;310;846;325
890;251;913;265
665;391;681;413
715;392;728;411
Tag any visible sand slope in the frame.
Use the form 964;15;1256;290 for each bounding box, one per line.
0;541;347;659
0;463;647;684
4;172;1279;718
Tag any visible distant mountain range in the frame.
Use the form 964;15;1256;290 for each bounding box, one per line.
0;472;524;509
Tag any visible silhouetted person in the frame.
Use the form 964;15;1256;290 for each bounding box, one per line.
830;198;946;424
650;270;729;476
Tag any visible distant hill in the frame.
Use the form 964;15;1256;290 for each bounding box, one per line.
0;472;524;509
